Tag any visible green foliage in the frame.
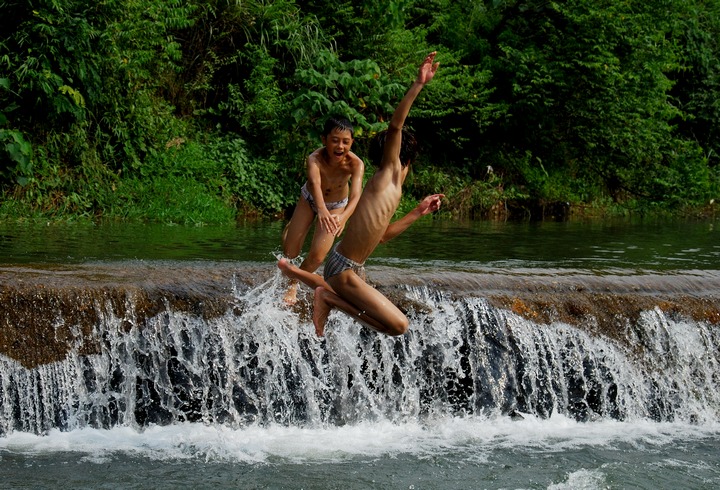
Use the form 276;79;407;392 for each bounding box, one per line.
7;142;117;220
290;49;404;140
1;0;720;223
0;0;197;173
0;75;33;186
482;0;712;209
209;135;296;214
0;125;33;186
408;163;527;219
224;49;285;135
114;177;234;225
297;0;423;60
415;0;494;62
667;0;720;170
409;54;502;176
186;0;333;173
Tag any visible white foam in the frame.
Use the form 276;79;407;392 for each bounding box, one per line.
548;469;607;490
1;414;718;465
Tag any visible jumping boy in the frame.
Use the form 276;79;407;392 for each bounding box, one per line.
281;116;364;305
278;51;440;337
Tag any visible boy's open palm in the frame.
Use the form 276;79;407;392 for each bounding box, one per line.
417;52;439;85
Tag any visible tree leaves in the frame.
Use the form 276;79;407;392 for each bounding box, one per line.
1;0;719;220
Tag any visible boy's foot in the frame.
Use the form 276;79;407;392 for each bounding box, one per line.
312;287;332;336
278;258;299;305
283;281;298;306
278;257;293;275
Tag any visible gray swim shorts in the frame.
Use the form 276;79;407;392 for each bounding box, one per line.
301;183;349;214
323;244;365;280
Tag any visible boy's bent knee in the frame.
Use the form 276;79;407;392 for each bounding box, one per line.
386;317;409;336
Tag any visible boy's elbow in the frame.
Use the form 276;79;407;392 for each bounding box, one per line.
379;229;394;243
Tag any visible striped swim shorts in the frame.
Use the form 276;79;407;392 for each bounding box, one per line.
301;183;348;214
323;244;365;280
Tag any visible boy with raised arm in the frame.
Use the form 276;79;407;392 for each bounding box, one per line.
278;52;440;337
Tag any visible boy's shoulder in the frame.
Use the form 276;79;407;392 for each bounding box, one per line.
309;149;363;181
308;147;325;162
347;150;364;165
308;148;332;169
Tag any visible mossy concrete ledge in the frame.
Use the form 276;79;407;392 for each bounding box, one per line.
0;263;273;369
1;264;719;369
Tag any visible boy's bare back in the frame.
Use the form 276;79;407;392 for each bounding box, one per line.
336;161;403;262
335;51;439;264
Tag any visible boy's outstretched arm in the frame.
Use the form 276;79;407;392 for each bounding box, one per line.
381;52;439;167
380;194;444;243
389;52;439;130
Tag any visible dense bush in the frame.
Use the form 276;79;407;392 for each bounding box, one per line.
0;0;718;223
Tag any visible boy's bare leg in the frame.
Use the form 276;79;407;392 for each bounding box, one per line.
311;286;388;337
283;217;335;305
281;198;315;258
279;259;407;337
282;282;299;305
278;258;335;335
298;207;343;274
312;287;333;336
314;271;409;337
281;198;316;304
278;257;334;293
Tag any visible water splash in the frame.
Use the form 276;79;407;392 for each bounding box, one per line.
1;274;719;436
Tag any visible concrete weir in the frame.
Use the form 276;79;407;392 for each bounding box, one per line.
1;262;719;369
0;262;258;368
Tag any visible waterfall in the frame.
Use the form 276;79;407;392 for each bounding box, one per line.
1;268;719;436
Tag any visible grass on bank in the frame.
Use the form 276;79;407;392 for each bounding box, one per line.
2;170;717;225
1;136;718;224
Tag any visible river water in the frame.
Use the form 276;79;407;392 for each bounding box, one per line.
0;217;718;269
1;218;719;489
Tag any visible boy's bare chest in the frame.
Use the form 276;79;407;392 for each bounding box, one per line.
319;162;353;187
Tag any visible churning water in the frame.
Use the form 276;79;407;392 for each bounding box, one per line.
1;219;719;489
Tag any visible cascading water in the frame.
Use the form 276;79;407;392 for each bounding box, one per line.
2;269;718;437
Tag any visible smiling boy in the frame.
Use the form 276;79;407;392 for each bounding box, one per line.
281;116;365;304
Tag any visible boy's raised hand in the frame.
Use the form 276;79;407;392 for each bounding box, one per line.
417;194;444;216
417;52;439;85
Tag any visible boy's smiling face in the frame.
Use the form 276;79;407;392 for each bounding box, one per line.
322;128;353;164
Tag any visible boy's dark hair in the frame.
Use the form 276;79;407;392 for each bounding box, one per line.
369;128;418;168
322;115;354;137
